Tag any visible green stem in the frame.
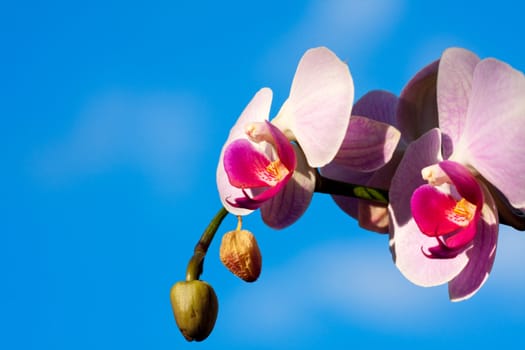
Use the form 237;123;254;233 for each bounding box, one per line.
314;171;389;204
186;207;229;281
184;172;388;281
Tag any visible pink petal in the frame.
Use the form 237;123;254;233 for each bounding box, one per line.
224;88;273;142
272;47;354;167
216;88;273;215
458;58;525;210
352;90;398;125
389;129;469;286
437;48;480;158
396;59;439;143
330;116;401;172
319;91;399;227
449;183;499;301
357;150;405;233
484;180;525;230
261;145;315;229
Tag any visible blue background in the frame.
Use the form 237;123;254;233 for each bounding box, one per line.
2;1;524;349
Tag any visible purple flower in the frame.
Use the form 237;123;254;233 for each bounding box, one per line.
321;58;439;233
389;48;525;300
217;47;354;228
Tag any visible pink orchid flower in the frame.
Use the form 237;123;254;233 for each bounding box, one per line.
389;48;525;301
321;58;440;233
216;47;354;227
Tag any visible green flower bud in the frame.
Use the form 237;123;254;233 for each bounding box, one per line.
170;280;219;342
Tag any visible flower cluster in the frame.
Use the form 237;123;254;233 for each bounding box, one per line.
217;46;525;300
172;46;525;342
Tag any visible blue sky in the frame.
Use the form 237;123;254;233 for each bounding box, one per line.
2;1;525;349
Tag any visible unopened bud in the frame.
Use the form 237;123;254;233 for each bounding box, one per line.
170;280;218;342
220;229;262;282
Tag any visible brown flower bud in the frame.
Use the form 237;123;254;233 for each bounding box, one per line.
170;280;219;342
220;229;262;282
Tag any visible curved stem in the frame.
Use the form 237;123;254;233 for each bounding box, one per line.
314;171;389;204
186;207;229;281
184;173;388;281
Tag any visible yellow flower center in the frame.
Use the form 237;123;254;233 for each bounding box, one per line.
264;159;289;183
448;198;477;227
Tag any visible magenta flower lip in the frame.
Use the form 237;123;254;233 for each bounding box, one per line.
411;160;483;258
216;88;274;216
223;121;296;210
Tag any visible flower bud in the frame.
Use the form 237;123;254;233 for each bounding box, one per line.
170;280;218;342
220;229;262;282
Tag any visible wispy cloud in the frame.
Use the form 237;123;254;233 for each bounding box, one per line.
258;0;406;84
31;90;209;193
490;226;525;290
220;228;525;344
403;35;475;83
220;238;442;342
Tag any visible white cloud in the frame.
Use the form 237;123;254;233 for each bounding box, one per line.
403;35;475;83
258;0;406;84
294;0;404;51
220;228;525;343
490;226;525;290
31;90;210;193
220;238;441;341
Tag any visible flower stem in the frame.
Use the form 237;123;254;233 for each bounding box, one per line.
186;207;229;281
184;173;388;281
314;171;389;204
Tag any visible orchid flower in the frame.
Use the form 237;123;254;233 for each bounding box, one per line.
217;47;354;228
321;58;440;233
389;48;525;301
